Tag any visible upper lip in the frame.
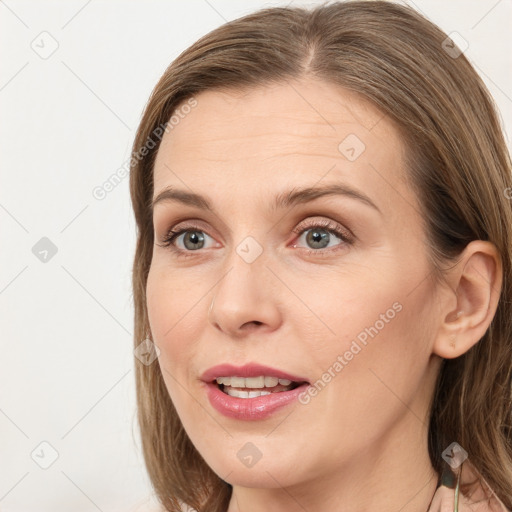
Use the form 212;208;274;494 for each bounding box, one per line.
200;363;309;383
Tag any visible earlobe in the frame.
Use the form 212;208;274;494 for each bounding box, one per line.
432;241;502;360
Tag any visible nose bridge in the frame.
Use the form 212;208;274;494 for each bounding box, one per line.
220;201;270;273
218;232;269;302
209;230;281;332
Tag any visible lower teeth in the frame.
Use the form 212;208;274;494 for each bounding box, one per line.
225;388;272;398
220;384;295;398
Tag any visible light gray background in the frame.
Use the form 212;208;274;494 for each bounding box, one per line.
1;0;511;510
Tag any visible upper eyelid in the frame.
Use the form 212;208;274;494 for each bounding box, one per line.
163;216;345;234
153;200;354;231
161;217;353;245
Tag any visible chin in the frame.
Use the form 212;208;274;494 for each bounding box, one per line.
201;444;304;488
218;463;298;489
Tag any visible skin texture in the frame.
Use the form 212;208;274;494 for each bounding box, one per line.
146;77;502;512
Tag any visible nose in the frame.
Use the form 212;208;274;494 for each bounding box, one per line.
207;252;282;337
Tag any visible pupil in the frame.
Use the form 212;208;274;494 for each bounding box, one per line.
307;229;329;248
185;231;204;250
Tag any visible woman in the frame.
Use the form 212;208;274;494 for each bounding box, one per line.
129;1;512;511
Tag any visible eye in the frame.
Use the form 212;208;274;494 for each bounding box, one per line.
157;225;216;255
291;218;354;256
156;217;354;258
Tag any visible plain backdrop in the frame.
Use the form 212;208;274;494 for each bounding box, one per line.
0;0;511;510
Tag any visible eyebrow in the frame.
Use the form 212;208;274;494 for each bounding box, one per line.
151;183;382;215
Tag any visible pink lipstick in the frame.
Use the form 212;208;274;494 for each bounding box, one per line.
200;363;310;421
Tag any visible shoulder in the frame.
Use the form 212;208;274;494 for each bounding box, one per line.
429;485;508;512
428;460;510;512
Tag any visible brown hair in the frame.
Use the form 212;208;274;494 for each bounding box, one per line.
129;1;512;510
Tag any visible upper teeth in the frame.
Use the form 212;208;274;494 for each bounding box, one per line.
216;376;293;387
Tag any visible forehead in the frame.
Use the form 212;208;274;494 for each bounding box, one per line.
152;78;409;215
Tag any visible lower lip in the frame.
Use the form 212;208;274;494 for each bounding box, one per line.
204;381;310;420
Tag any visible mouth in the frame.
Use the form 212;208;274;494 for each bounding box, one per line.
214;376;307;398
200;363;310;419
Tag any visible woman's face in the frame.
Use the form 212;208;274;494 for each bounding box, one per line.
146;78;444;490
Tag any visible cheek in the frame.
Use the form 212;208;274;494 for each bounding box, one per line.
307;272;433;407
146;264;214;406
146;267;197;375
294;294;433;469
360;297;432;396
146;263;204;342
305;271;403;354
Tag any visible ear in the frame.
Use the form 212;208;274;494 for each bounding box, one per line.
432;240;502;359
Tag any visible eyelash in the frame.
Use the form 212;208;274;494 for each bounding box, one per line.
157;218;355;258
